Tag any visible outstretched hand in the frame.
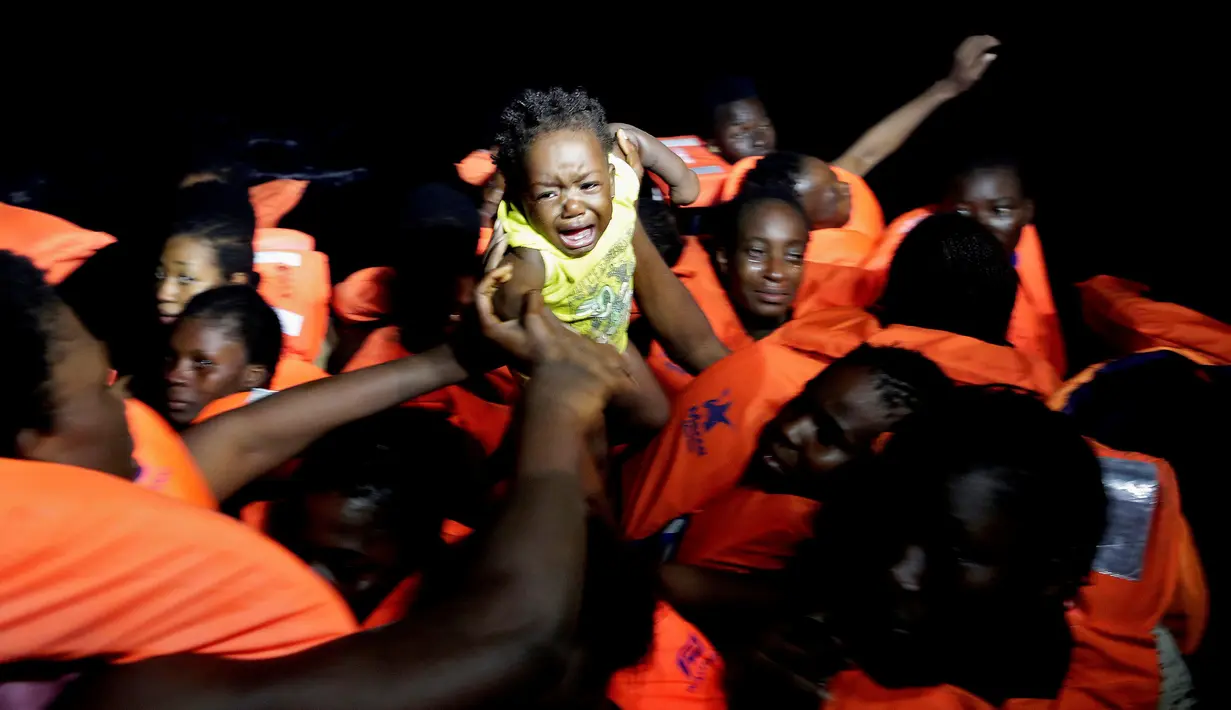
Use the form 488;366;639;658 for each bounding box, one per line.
948;35;1000;92
475;265;634;422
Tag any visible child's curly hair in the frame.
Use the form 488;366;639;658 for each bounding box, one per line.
494;87;613;192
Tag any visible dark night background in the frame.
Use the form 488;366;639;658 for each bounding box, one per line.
1;24;1222;375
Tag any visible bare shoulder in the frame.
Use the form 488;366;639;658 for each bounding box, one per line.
493;247;547;321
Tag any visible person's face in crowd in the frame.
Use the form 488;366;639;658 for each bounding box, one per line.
796;157;851;229
717;199;808;323
748;363;905;496
156;235;247;325
16;304;135;480
949;168;1034;254
519;130;615;257
295;490;408;620
821;465;1039;689
712;98;777;163
165;317;266;426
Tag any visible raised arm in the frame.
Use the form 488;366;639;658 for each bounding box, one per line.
54;289;632;710
183;344;472;501
832;35;1000;177
610;123;701;205
631;218;731;373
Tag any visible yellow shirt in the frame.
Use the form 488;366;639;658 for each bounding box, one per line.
499;154;639;352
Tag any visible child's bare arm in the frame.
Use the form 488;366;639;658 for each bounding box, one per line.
610;123;701;206
610;344;670;434
492;247;547;322
631;219;731;373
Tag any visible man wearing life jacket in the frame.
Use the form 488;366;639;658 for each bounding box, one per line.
645;35;1000;222
1053;348;1222;695
622;213;1058;574
730;387;1127;708
264;409;488;629
0;250;356;668
48;287;651;710
868;156;1067;376
2;248;542;513
702;34;998;172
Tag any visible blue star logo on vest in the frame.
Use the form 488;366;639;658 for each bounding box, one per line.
684;390;733;456
676;633;717;692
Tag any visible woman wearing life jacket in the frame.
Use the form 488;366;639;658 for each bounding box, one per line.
165;285;327;427
867;156;1067;376
643;187;811;399
727;387;1124;708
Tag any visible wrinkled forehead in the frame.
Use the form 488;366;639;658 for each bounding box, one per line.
524;130;608;181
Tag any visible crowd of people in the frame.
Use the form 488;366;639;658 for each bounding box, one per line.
1;35;1225;709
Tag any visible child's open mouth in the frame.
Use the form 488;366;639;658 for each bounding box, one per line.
558;225;597;250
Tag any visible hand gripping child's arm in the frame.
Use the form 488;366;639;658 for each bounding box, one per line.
609;123;701;206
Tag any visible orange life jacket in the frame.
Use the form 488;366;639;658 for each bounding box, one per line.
126;398;216;509
1049;350;1212;656
331;228;492;326
1078;275;1231;365
821;651;1147;710
0;458;356;664
457;149;498;187
606;602;727;709
0;202;116;285
248;179;309;230
253;227;331;364
343;326;516;455
721;157;886;240
621;308;880;570
625;306;1060;572
866;207;1065;375
647;136;734;207
645;237;879;401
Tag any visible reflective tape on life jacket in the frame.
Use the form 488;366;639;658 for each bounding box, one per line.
253;228;331;364
648;136;733;207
